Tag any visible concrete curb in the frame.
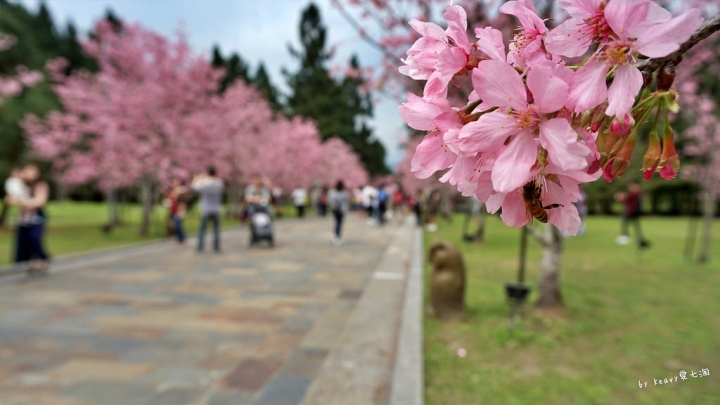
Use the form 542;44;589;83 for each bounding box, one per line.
389;224;424;405
298;220;416;405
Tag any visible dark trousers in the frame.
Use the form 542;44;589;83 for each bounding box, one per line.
198;213;220;252
318;203;328;217
15;223;49;263
333;210;344;238
621;215;645;243
296;205;305;218
378;203;387;225
172;214;185;243
413;204;422;226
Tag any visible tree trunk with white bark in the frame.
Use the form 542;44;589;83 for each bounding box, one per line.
536;224;564;308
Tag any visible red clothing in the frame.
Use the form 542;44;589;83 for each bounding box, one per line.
624;190;641;216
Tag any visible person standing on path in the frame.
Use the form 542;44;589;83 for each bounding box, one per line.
328;180;350;245
192;166;224;253
377;185;389;226
292;186;308;218
165;178;188;245
5;164;50;274
615;182;650;248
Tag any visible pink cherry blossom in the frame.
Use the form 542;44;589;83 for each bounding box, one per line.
457;60;590;193
548;0;703;118
499;0;553;68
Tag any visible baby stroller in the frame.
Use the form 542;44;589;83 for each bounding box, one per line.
247;204;274;247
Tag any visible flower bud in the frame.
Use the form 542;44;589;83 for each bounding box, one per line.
658;127;679;180
603;135;636;180
641;130;661;180
610;114;635;136
657;63;675;92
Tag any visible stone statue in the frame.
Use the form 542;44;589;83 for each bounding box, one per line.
427;240;466;319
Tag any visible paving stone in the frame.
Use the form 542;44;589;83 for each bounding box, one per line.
254;374;313;405
222;357;283;391
45;360;154;383
207;388;254;405
279;348;328;378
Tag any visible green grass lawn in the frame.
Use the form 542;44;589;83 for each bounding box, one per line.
424;215;720;405
0;201;307;266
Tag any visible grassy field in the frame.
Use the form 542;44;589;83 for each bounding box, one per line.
0;201;305;266
424;214;720;405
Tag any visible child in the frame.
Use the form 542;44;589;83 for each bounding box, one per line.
5;168;30;203
5;168;33;224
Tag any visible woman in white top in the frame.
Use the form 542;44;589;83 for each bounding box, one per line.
292;187;307;218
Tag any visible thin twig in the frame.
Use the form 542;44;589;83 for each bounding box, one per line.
527;224;548;247
329;0;400;61
636;12;720;72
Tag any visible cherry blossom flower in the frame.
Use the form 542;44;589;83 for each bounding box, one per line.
457;60;591;193
547;0;703;118
499;0;553;68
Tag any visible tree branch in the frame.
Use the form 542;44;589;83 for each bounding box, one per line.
527;224;549;247
636;12;720;73
329;0;400;62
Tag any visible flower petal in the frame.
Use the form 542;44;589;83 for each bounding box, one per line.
410;131;457;179
491;132;537;194
409;19;447;40
544;180;581;235
539;118;590;171
500;1;546;32
398;93;450;131
423;47;467;98
444;4;470;50
634;9;703;58
605;64;642;118
474;27;506;62
557;0;600;19
458;112;516;154
499;190;530;228
545;18;592;58
527;62;569;114
472;60;527;111
568;60;609;112
604;0;649;40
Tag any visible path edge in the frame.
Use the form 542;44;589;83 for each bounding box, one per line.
389;225;424;405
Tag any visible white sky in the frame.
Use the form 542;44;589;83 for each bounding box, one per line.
16;0;408;168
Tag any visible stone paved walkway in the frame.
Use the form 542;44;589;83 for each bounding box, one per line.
0;215;417;405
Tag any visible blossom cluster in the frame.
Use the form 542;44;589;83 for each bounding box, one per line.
397;0;703;235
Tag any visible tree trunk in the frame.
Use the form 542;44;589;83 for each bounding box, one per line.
139;180;153;236
228;183;243;219
698;174;716;263
536;224;564;308
106;187;119;225
56;181;69;202
474;203;486;242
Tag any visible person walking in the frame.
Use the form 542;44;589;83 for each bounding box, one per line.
165;178;188;245
317;185;329;217
192;166;224;253
5;164;50;274
615;182;650;248
377;185;389;226
244;174;271;207
329;180;351;245
292;186;307;218
361;184;377;225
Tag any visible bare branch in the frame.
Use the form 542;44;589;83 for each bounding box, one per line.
527;224;549;247
330;0;400;62
637;12;720;73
